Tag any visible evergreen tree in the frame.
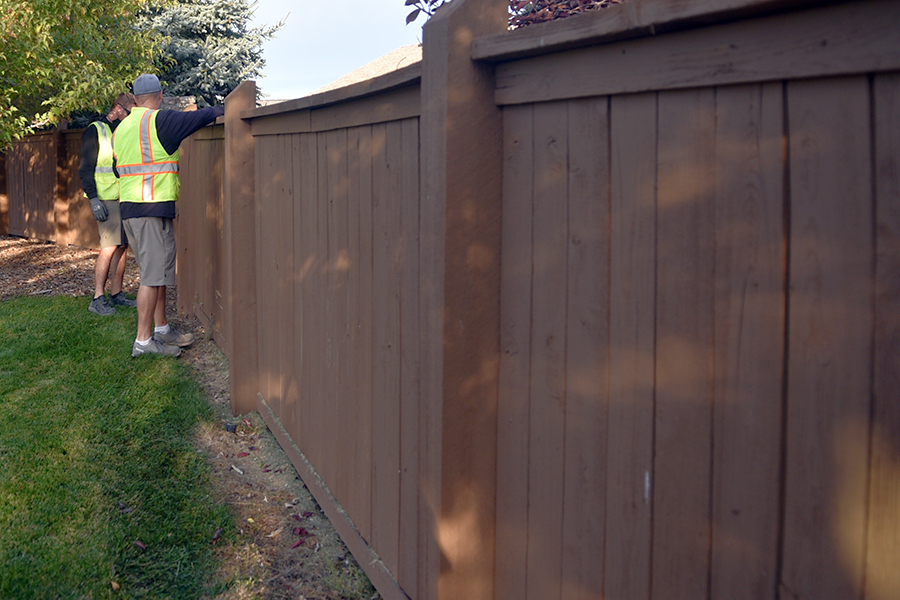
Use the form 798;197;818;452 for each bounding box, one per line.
138;0;284;107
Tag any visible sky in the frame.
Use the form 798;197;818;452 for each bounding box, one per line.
248;0;428;101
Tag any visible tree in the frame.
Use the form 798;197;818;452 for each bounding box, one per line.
509;0;628;27
0;0;161;147
405;0;630;28
136;0;284;107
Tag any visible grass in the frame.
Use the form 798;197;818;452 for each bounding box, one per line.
0;295;232;599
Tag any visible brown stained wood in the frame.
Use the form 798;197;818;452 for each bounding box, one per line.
314;130;331;484
371;121;401;576
710;83;785;600
783;76;873;600
325;127;350;509
652;88;716;600
255;135;280;408
311;85;421;134
495;103;534;600
398;116;421;593
297;131;319;474
278;134;296;429
604;91;656;600
868;72;900;600
472;0;825;62
493;0;900;107
561;97;609;600
223;81;258;416
524;100;569;600
355;125;375;544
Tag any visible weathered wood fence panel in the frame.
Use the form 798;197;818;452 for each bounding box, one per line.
3;2;898;600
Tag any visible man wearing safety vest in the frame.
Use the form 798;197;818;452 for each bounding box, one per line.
79;92;138;316
113;74;224;357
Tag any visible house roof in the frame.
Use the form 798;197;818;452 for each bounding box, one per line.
312;44;423;95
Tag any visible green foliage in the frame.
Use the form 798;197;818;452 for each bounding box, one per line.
405;0;450;25
137;0;284;107
510;0;629;27
0;295;230;597
0;0;163;147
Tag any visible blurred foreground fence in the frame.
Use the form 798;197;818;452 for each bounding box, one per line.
3;1;899;599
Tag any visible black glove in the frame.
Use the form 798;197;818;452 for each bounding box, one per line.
89;197;108;222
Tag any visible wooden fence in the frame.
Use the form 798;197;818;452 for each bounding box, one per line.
0;129;101;248
3;1;899;599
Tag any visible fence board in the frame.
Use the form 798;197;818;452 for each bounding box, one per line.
354;125;375;543
496;103;534;600
868;71;900;600
524;100;569;600
653;87;716;600
710;82;785;600
604;91;656;600
325;127;350;509
371;121;402;576
399;116;421;592
783;76;873;600
560;97;609;600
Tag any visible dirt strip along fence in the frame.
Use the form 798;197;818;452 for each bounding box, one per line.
2;1;899;599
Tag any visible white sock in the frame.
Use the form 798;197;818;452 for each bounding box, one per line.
135;338;152;346
155;324;171;335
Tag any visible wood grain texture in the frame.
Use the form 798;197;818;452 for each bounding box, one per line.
710;82;785;600
782;76;873;600
604;91;656;600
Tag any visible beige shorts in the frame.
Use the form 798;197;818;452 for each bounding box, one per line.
97;200;127;248
123;217;176;287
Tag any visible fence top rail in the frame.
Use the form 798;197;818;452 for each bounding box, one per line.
471;0;838;62
241;61;421;122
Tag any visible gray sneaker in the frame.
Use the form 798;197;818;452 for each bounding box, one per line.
109;292;137;308
88;295;115;316
132;338;182;358
154;327;194;347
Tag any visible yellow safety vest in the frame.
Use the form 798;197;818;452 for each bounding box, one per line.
113;107;180;204
86;121;119;200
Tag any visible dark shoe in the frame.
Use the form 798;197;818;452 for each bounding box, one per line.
154;327;194;348
132;338;181;358
109;292;137;308
88;295;115;316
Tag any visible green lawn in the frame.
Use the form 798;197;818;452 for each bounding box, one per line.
0;295;231;598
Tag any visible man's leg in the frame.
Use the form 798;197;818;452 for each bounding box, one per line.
154;285;168;329
94;246;117;298
136;284;159;342
109;246;127;296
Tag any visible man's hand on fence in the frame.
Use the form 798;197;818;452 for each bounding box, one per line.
89;197;109;222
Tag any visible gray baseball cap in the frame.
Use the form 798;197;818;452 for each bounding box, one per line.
133;74;162;95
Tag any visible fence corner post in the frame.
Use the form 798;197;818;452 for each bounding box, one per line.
420;0;507;599
223;80;258;416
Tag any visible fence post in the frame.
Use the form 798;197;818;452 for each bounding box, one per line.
420;1;507;599
223;81;258;416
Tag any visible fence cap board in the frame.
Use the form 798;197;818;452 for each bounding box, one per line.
242;63;421;122
472;0;838;62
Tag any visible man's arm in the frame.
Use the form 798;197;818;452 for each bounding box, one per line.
155;106;225;155
78;125;100;199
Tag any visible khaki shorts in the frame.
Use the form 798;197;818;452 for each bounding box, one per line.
97;200;127;248
123;217;176;287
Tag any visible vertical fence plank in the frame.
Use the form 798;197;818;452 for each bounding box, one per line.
371;121;401;576
326;127;350;507
710;82;785;600
256;135;279;408
653;87;716;600
604;91;657;600
561;97;610;600
399;116;422;593
525;99;569;600
783;76;873;600
868;71;900;600
496;103;534;600
355;125;375;543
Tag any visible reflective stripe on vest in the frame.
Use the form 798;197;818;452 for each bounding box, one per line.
89;121;119;200
113;107;180;204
